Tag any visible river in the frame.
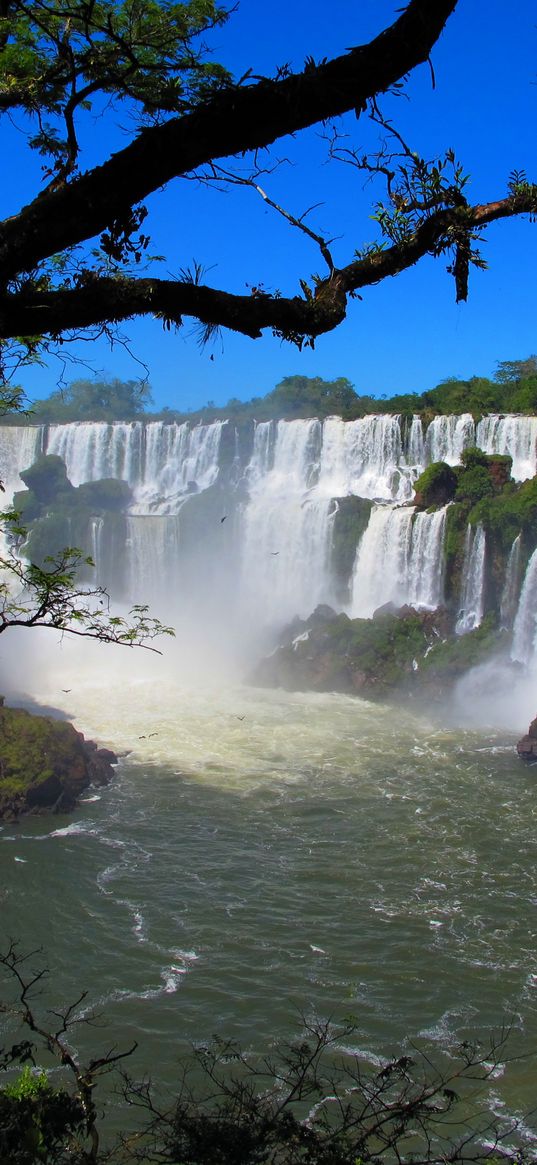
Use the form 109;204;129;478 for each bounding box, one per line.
1;642;536;1142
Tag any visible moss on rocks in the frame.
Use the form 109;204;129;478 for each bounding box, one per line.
0;705;116;821
251;604;507;704
252;607;451;699
11;455;133;575
413;462;457;508
417;614;506;695
77;478;132;511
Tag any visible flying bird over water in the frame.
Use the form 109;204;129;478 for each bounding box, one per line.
220;516;227;523
61;689;72;693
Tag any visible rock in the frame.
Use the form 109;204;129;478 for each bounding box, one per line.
517;715;537;762
86;747;118;787
413;461;458;509
0;706;118;821
251;603;496;702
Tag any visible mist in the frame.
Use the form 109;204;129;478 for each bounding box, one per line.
1;412;537;740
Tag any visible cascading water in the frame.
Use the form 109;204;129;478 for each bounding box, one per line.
317;414;417;501
1;412;536;661
239;419;334;627
477;415;537;481
455;524;487;635
349;506;415;617
46;419;224;509
511;549;537;665
406;506;448;610
349;504;448;618
0;425;41;494
424;414;475;465
500;534;523;629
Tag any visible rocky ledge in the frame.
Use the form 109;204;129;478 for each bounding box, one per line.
251;603;506;703
516;717;537;763
0;703;117;822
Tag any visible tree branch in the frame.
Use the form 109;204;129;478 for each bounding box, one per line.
0;190;534;343
0;0;458;281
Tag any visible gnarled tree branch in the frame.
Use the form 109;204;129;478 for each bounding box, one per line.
0;191;534;345
0;0;458;282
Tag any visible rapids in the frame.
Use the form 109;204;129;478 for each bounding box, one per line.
1;641;537;1140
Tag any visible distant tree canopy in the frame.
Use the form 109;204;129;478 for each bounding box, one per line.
0;0;535;385
187;356;537;424
29;378;153;422
4;356;537;427
234;376;376;422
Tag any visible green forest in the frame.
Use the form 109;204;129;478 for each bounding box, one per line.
2;356;537;428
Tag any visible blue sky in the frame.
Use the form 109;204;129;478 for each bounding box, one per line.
3;0;537;411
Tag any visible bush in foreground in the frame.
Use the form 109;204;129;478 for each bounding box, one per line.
1;945;535;1164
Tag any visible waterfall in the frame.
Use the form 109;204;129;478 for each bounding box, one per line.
245;421;275;486
424;414;475;465
0;425;42;495
349;504;447;618
45;421;144;485
317;414;417;501
349;506;413;617
126;514;182;605
500;534;522;629
45;420;224;510
239;419;333;627
455;524;486;635
511;549;537;665
406;507;448;610
2;412;537;658
89;517;104;586
476;415;537;481
406;414;425;467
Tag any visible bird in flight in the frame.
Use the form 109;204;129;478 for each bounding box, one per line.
61;688;72;693
220;516;227;523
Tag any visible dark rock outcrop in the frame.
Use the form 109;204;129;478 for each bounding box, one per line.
251;605;503;702
516;716;537;763
0;705;117;821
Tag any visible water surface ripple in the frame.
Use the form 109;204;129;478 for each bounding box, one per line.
1;682;536;1129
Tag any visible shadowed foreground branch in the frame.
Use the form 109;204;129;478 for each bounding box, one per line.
0;0;535;369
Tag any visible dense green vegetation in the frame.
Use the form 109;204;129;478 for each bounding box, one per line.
218;357;537;424
413;460;458;507
2;356;537;428
413;445;529;611
29;379;153;424
253;606;507;701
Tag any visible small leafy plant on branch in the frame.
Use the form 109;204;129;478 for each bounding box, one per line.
0;510;173;648
0;1;535;374
0;941;136;1163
